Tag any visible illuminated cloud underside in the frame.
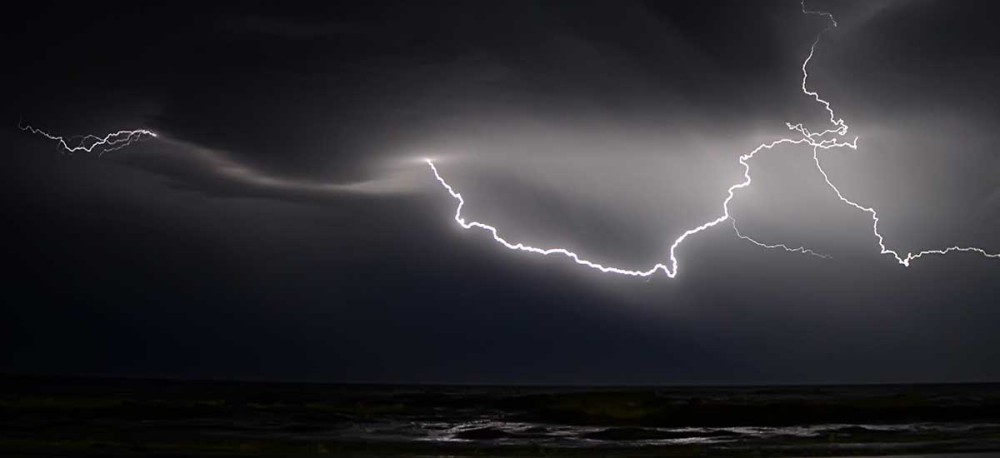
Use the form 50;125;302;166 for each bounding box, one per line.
19;1;1000;280
423;1;999;278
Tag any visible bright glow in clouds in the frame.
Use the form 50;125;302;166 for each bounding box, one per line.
424;0;999;278
19;1;1000;279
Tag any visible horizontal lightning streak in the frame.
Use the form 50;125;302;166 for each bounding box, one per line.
18;121;156;157
17;1;999;278
732;219;831;259
427;136;850;278
813;145;1000;266
424;0;999;278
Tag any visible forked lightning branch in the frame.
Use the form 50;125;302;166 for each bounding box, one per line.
21;1;1000;280
424;1;999;277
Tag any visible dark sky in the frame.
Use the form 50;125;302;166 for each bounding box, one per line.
2;0;999;385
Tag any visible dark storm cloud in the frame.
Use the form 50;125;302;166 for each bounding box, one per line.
2;0;999;384
95;1;808;182
231;14;372;39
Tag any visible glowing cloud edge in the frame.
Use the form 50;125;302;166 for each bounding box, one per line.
423;1;999;278
16;1;999;278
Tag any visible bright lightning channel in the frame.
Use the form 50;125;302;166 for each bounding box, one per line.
17;2;999;277
425;0;999;278
794;1;1000;267
18;120;156;157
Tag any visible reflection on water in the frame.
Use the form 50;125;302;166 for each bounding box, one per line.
2;375;1000;456
192;417;1000;452
314;419;1000;447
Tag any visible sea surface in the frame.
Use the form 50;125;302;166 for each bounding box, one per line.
1;375;999;456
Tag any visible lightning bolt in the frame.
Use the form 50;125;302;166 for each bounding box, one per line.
18;120;156;156
425;0;999;278
731;219;831;260
793;1;1000;267
18;2;999;277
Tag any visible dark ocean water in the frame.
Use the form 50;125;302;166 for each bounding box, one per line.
1;375;1000;456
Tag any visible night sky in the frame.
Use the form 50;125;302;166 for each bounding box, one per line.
3;0;999;385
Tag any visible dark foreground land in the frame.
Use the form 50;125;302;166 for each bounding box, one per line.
2;375;1000;457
